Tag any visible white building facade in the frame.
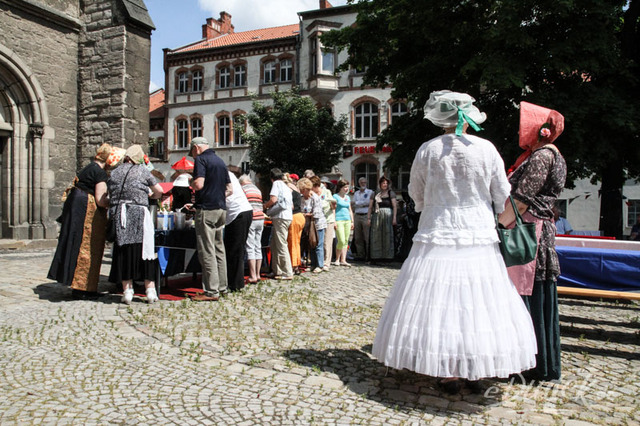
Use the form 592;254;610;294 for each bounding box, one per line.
157;3;407;192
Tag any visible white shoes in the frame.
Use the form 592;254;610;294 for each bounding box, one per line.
322;265;330;272
312;267;322;274
146;288;159;304
121;288;134;305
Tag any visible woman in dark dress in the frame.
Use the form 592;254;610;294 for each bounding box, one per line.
48;144;123;299
108;145;164;304
499;101;567;381
367;176;397;261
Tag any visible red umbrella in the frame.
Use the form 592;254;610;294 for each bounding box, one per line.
171;156;194;171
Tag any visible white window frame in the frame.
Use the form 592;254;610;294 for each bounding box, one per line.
177;72;188;93
355;102;379;139
280;59;292;82
264;61;276;84
234;64;246;87
390;102;408;123
191;118;202;139
192;70;203;92
355;163;378;191
218;116;230;146
233;116;245;145
321;49;335;74
177;120;188;149
219;67;230;89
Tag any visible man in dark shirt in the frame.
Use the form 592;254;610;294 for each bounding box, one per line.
189;137;232;301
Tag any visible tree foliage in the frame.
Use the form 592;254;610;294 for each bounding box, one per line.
323;0;639;237
245;89;349;177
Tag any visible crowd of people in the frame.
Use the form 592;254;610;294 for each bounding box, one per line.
48;89;570;391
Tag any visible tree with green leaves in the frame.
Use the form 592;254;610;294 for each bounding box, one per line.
323;0;639;237
245;89;349;177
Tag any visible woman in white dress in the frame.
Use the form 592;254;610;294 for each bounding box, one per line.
372;91;537;393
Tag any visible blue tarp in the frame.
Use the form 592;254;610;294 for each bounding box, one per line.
557;246;640;291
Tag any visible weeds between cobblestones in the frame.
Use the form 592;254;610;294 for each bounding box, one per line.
0;249;639;424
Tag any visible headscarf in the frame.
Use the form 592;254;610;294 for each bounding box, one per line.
509;101;564;173
124;144;146;165
106;147;126;168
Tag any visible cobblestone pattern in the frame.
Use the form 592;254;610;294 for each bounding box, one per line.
0;250;638;424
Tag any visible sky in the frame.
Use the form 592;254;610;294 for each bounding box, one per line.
145;0;350;92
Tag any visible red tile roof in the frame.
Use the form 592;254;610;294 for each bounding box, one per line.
149;88;165;118
171;24;299;53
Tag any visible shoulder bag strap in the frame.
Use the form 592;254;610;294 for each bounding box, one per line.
113;164;135;207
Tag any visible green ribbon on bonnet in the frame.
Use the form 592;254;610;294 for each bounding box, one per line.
455;109;483;136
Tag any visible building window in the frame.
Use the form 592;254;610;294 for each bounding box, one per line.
388;168;410;192
219;67;230;89
234;64;246;87
311;36;335;75
264;61;276;84
191;118;202;139
355;102;379;139
241;161;250;175
192;70;203;92
627;200;640;227
280;59;293;82
177;120;188;149
355;162;378;191
177;72;188;93
218;116;230;146
322;49;335;73
149;137;164;158
234;116;246;145
390;102;408;123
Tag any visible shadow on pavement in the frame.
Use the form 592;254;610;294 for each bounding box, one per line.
33;276;121;304
283;346;502;414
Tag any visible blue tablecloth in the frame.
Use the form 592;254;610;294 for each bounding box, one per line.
155;229;201;276
557;246;640;291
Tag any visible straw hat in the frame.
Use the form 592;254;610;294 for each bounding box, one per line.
424;90;486;129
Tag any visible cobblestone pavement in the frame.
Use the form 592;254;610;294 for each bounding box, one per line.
0;248;639;425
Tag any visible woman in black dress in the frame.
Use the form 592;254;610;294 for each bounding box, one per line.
48;144;123;299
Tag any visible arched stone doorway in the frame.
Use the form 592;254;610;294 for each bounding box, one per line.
0;43;55;239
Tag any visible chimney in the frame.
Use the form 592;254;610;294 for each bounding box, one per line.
319;0;333;9
218;12;234;34
201;12;234;40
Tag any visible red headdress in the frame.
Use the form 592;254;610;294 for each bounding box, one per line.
508;101;564;174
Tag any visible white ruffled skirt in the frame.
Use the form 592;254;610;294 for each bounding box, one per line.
372;242;537;380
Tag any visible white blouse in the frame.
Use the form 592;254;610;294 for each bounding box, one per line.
408;133;511;246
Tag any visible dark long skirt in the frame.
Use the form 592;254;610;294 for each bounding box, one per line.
224;210;252;291
48;188;107;292
109;243;156;283
521;279;562;381
369;207;394;260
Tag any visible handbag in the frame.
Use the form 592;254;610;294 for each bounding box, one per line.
308;218;319;249
495;196;538;267
266;196;286;217
106;165;134;243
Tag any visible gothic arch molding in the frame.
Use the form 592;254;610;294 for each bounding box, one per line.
0;42;55;239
